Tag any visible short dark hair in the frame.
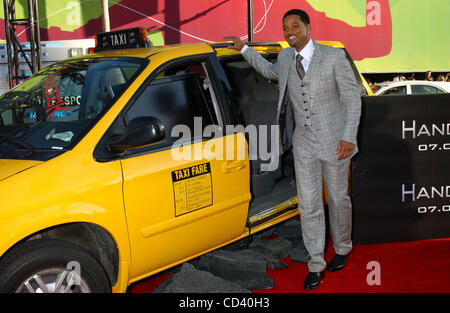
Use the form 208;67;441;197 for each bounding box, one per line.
283;9;310;25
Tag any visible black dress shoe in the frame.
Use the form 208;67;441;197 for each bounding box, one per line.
327;254;349;272
304;271;324;290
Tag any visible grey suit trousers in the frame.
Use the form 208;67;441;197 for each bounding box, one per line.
292;143;352;272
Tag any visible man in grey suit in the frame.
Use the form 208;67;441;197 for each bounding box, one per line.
224;9;361;290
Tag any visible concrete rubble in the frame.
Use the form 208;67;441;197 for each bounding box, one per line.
154;217;311;293
154;263;251;293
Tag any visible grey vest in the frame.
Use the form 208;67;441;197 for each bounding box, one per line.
286;60;321;157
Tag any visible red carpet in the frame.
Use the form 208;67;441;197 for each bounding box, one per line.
129;238;450;293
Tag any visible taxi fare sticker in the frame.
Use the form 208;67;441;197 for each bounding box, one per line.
172;162;213;216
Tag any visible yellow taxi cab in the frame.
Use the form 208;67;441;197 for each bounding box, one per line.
0;27;371;293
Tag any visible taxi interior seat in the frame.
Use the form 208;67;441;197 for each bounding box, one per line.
83;68;128;118
241;82;282;197
222;61;266;119
104;68;127;100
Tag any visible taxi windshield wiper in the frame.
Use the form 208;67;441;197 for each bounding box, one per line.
0;131;34;158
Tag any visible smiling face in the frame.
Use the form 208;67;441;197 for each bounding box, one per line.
283;14;311;52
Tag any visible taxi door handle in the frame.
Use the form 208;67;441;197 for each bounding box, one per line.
222;160;246;173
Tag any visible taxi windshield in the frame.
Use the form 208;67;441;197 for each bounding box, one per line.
0;56;147;160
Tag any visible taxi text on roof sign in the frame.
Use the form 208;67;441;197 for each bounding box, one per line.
93;27;151;52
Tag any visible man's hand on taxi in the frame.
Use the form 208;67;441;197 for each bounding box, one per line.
222;36;245;51
336;140;354;161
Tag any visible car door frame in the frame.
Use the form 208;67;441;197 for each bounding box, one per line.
94;53;252;280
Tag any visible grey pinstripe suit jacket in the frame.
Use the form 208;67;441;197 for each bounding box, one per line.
242;41;361;162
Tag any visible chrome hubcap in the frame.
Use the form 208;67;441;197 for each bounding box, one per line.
15;268;90;293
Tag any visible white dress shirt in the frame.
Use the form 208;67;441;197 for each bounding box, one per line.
295;38;315;73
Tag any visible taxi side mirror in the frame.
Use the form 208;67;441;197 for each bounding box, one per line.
108;116;165;152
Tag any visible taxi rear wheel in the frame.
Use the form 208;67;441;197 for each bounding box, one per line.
0;239;111;293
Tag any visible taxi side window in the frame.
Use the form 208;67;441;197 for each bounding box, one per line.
83;64;140;119
124;61;219;151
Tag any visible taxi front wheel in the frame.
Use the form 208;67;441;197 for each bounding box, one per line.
0;239;111;293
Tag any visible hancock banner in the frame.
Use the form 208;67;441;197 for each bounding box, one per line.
0;0;448;73
352;94;450;244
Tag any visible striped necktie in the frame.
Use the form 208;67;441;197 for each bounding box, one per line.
296;54;305;80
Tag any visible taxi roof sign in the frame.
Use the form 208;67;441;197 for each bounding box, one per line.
93;27;151;52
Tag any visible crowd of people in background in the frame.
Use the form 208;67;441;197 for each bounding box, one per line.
364;71;450;87
392;71;449;82
424;71;449;82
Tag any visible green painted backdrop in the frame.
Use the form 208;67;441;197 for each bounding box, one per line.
307;0;449;72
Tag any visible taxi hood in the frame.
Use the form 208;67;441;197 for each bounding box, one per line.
0;159;42;181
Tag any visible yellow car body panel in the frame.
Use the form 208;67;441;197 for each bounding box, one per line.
0;153;130;289
0;43;222;291
0;159;42;181
122;134;251;281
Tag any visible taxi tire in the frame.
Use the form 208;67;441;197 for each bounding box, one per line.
0;238;111;293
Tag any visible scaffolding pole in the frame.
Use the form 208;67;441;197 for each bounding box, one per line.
2;0;41;88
